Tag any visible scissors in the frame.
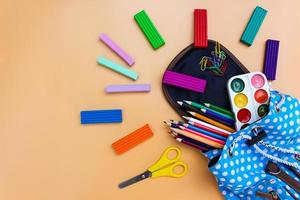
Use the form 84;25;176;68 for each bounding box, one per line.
118;146;188;189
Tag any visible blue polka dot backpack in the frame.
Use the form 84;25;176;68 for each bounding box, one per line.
205;91;300;200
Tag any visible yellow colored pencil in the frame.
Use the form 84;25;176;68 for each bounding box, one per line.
188;111;236;133
170;128;224;149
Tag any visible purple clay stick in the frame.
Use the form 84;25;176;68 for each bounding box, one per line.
99;33;135;66
263;39;280;80
105;84;151;93
162;70;207;93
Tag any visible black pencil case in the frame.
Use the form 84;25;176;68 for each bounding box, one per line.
162;40;250;117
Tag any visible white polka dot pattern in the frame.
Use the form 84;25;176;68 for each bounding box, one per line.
204;91;300;199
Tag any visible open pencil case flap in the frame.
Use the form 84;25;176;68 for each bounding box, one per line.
162;40;250;117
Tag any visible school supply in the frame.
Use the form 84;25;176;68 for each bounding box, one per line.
80;109;122;124
207;91;300;199
170;130;215;150
263;39;280;80
99;33;135;66
194;9;208;48
188;111;235;132
184;100;234;119
134;10;165;49
175;137;207;151
227;72;270;130
199;108;235;126
166;121;227;143
240;6;268;46
119;146;188;188
97;56;138;80
199;41;228;76
112;124;153;155
203;103;233;117
162;40;249;118
105;84;151;93
180;124;227;141
177;101;203;114
170;128;224;149
162;70;207;93
184;118;231;136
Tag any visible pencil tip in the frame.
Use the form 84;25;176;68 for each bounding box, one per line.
177;101;183;105
184;100;191;104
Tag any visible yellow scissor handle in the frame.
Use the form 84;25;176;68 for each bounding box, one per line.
151;161;188;178
148;147;181;172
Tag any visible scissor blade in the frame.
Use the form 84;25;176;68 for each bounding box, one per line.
118;171;151;189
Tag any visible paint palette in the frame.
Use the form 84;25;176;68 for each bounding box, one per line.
227;72;270;130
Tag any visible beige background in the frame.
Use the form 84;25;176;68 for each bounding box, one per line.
1;0;300;200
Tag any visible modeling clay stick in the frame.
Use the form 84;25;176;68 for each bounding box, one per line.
194;9;208;48
97;56;138;80
263;39;280;80
99;33;135;66
134;10;165;49
81;109;122;124
112;124;154;155
105;84;151;93
162;70;207;93
241;6;268;46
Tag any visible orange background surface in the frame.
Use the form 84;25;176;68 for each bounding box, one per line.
1;0;300;200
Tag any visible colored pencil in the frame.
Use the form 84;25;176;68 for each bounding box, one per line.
183;116;232;134
188;112;236;133
181;124;227;141
170;128;224;149
176;137;207;151
177;126;225;144
166;121;227;141
204;103;234;117
184;101;234;120
200;108;235;125
170;131;214;150
177;101;202;113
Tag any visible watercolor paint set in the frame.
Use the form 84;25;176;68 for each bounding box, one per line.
227;72;270;130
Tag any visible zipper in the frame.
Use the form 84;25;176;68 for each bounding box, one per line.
162;40;249;118
265;161;300;194
256;190;279;200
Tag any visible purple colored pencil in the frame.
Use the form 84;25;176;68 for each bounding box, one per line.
99;33;135;66
176;137;207;151
263;39;280;80
162;70;207;93
105;84;151;93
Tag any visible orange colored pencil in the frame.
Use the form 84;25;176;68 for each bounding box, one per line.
188;111;235;133
170;128;224;149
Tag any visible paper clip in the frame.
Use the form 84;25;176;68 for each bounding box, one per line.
199;57;209;71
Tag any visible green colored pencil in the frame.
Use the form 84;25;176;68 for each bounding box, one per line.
184;101;234;120
204;103;234;117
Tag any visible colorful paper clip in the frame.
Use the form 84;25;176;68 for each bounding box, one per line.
199;41;227;76
99;33;135;66
112;124;154;155
105;84;151;93
81;109;122;124
263;39;280;80
134;10;165;49
194;9;208;48
162;70;207;93
97;56;138;80
241;6;268;46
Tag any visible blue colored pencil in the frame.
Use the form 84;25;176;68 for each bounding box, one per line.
200;108;235;125
181;124;227;142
